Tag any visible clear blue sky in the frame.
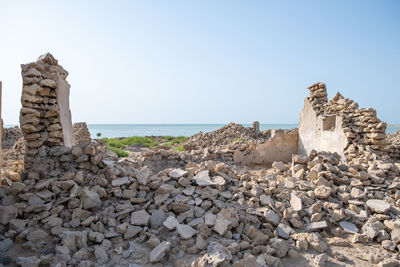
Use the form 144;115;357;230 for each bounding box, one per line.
0;0;399;124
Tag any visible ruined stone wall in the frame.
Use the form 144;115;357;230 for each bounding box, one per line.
233;131;298;165
73;122;91;144
298;83;387;161
20;53;76;174
298;97;348;158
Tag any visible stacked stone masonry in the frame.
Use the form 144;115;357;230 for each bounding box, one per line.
73;122;91;144
20;53;76;174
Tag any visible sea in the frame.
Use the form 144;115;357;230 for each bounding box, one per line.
4;124;400;138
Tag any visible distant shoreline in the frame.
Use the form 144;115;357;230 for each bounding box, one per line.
388;124;400;127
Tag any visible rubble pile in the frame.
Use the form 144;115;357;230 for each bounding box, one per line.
135;127;297;171
73;122;91;144
184;123;271;150
386;130;400;160
1;141;400;266
1;126;23;149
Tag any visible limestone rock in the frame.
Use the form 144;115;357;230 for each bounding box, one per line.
136;166;152;185
0;238;13;252
290;192;302;211
366;199;390;213
149;241;171;263
169;168;187;178
177;224;197;239
0;205;18;225
314;185;333;199
130;210;150;226
27;229;49;243
194;170;215;186
272;161;288;172
81;188;102;210
111;177;130;187
233;255;259;267
339;221;358;234
163;216;178;230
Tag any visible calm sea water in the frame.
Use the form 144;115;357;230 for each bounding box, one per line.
4;124;400;138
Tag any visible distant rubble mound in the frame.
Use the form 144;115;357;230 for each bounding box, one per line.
385;130;400;159
183;122;272;150
73;122;91;144
386;130;400;146
2;126;23;149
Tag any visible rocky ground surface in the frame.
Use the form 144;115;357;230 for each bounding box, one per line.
0;125;400;267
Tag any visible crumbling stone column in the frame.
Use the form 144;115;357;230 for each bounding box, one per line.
252;121;260;136
20;53;76;173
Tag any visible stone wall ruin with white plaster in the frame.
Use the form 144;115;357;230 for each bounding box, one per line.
298;82;387;162
20;53;76;174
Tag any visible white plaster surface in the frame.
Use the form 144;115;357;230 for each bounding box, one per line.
298;98;348;158
56;74;76;148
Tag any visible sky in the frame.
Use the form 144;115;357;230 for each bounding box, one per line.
0;0;399;124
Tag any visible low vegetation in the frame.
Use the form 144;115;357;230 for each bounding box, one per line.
100;136;188;157
108;146;129;158
230;137;245;143
174;145;185;152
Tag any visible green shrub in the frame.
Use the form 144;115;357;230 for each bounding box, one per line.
162;136;188;149
174;145;184;152
109;146;129;157
120;136;159;148
230;137;245;143
162;136;175;141
102;135;189;156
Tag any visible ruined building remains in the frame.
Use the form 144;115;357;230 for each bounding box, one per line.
20;53;76;173
73;122;91;144
298;83;386;161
